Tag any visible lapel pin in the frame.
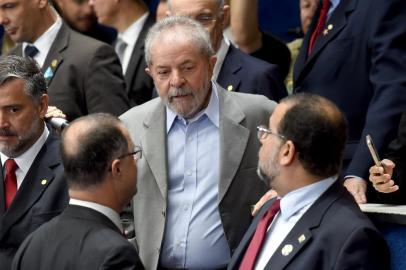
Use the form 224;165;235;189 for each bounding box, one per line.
298;234;306;243
40;179;48;186
51;59;58;68
327;24;333;30
227;85;233;91
281;244;293;256
44;67;54;81
323;29;329;36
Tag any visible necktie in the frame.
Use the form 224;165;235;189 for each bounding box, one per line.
4;159;18;209
239;199;281;270
308;0;331;55
115;38;128;64
24;45;39;58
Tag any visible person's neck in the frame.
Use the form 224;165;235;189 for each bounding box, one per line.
69;189;121;214
115;4;147;33
30;8;57;43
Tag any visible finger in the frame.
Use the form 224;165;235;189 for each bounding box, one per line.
354;191;367;204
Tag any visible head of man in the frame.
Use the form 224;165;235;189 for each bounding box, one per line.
145;16;216;119
167;0;229;52
0;55;48;158
0;0;54;43
300;0;318;34
61;113;139;211
257;93;348;196
54;0;96;33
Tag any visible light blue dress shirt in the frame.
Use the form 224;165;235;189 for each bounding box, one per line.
160;83;230;269
328;0;341;19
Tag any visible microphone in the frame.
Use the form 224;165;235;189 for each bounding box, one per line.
47;117;69;131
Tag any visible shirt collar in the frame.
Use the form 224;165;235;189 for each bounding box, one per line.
23;16;62;59
1;125;49;175
279;175;337;221
118;12;149;47
166;81;220;133
69;198;123;232
212;37;230;81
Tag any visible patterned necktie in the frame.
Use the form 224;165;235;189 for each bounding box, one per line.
239;199;281;270
24;45;39;58
4;159;18;209
115;38;128;64
308;0;331;55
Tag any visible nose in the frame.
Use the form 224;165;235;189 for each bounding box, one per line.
0;11;8;25
0;112;10;129
88;0;95;7
170;70;185;88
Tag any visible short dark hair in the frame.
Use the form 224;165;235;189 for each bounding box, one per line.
0;55;47;103
61;113;129;189
278;93;348;177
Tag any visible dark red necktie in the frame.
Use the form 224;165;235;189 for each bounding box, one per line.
308;0;331;55
4;159;18;209
239;199;281;270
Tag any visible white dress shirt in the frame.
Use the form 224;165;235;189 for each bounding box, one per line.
116;12;149;74
69;198;123;232
1;126;49;189
254;176;337;270
212;36;230;81
22;17;62;67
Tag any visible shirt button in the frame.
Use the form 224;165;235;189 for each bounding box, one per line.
186;170;192;176
184;204;188;211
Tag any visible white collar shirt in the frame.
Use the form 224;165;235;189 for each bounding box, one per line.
1;126;49;189
212;36;230;81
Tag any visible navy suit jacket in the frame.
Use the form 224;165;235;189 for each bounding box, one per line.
228;181;390;270
12;205;144;270
293;0;406;181
218;44;287;102
122;14;155;106
0;131;69;270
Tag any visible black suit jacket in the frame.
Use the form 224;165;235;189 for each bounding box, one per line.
123;14;155;106
218;44;287;102
0;131;69;270
10;23;130;121
12;205;144;270
228;181;390;270
293;0;406;180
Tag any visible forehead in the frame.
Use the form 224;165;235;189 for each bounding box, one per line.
171;0;219;16
269;102;290;129
150;36;204;66
0;79;31;103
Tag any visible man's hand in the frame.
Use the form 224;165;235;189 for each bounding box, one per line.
369;159;398;193
46;106;66;119
251;189;278;216
343;177;367;204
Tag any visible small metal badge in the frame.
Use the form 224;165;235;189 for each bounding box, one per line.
51;59;58;68
40;179;47;185
298;234;306;243
227;85;233;91
281;244;293;256
327;24;333;30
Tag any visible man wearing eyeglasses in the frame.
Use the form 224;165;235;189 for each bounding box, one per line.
12;113;144;270
228;93;389;270
120;16;276;270
166;0;287;102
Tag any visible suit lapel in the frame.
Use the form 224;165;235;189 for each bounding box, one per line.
217;87;250;202
142;101;168;200
265;181;343;270
41;23;69;87
124;14;155;92
217;45;242;93
0;135;60;238
294;0;357;84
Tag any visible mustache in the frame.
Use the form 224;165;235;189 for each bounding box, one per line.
0;129;17;136
168;88;194;100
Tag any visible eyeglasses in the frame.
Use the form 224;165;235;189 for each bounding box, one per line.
118;146;142;161
195;14;218;27
256;125;286;141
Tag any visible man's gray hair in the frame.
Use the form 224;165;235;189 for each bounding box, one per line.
0;55;47;103
167;0;224;11
144;16;215;66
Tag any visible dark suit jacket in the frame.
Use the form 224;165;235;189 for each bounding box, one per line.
12;205;144;270
10;23;130;121
228;181;390;270
0;131;69;270
218;44;287;102
122;14;154;106
293;0;406;181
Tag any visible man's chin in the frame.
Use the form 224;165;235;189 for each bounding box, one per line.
257;166;272;189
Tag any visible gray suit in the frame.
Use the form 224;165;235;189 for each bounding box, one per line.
120;84;276;269
10;23;130;121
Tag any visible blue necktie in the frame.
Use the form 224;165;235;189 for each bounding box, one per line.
24;45;39;58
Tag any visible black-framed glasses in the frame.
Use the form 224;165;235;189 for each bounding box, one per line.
256;125;286;141
118;146;142;161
